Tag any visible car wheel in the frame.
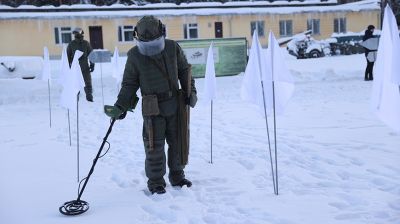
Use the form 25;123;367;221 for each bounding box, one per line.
309;50;321;58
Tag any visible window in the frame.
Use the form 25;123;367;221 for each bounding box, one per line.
279;20;293;37
183;23;198;39
307;19;320;35
54;27;72;44
118;26;134;42
334;18;347;33
250;21;265;37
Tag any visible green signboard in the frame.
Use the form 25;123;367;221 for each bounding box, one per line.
177;38;248;78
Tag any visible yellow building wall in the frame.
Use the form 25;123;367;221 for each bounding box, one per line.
0;9;380;57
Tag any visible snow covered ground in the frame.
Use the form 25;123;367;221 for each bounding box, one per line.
0;53;399;224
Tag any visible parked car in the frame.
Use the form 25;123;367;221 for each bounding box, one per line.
286;32;381;59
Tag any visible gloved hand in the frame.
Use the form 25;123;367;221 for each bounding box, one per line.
89;62;95;72
104;105;126;120
185;93;197;108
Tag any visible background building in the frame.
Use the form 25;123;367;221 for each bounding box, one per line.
0;0;380;57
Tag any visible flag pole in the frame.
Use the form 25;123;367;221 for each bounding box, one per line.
269;32;279;195
100;63;105;107
68;110;72;146
210;100;213;164
47;79;52;128
272;81;278;195
261;81;277;195
255;28;276;195
77;93;80;183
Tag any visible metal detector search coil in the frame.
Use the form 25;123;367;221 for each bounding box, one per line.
59;200;89;216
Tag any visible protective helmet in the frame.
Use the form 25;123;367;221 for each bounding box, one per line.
73;27;84;35
367;25;375;31
134;16;165;42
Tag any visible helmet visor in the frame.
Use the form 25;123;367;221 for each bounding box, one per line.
136;36;165;56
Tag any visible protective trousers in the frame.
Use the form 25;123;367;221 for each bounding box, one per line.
142;113;185;191
365;60;374;81
82;71;93;97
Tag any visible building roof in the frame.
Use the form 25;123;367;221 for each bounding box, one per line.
0;0;380;20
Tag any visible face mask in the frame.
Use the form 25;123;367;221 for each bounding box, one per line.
136;36;165;56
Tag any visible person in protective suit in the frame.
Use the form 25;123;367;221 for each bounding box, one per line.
67;27;95;102
107;16;197;195
362;25;375;81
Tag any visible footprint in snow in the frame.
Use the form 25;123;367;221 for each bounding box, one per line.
335;213;362;220
141;204;177;223
236;159;255;170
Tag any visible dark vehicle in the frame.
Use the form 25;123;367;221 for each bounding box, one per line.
286;32;380;59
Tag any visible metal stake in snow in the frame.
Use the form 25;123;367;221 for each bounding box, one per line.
265;31;296;195
211;101;213;164
89;50;112;107
100;63;105;107
47;80;52;128
254;29;277;195
67;110;71;146
77;93;80;183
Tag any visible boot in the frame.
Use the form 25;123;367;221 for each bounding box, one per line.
171;178;192;188
84;87;93;102
150;186;166;195
86;93;93;102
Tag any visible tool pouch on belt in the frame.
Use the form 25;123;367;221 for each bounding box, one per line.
142;95;160;151
142;95;160;116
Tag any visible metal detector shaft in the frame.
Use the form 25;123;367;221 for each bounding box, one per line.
77;118;116;201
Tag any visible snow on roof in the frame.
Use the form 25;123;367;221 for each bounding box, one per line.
0;0;380;20
0;1;338;10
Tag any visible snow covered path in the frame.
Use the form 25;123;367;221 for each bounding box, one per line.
0;54;399;224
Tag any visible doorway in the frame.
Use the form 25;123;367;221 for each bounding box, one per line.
215;22;223;38
89;26;104;49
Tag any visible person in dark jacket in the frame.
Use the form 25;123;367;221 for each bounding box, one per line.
67;28;95;101
363;25;375;81
106;16;197;195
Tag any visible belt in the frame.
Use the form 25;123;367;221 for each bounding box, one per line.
156;90;176;102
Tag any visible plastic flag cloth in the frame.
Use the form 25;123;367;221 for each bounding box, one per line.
240;30;266;115
371;5;400;133
263;31;295;115
59;45;70;85
60;50;85;111
203;43;217;102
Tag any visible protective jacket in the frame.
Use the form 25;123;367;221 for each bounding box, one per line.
115;39;196;191
116;39;196;114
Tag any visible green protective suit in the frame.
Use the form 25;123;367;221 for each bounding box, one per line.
67;37;93;98
115;39;196;191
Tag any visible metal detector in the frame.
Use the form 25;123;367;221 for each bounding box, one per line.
59;114;116;216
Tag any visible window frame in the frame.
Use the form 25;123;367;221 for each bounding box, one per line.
334;18;347;33
118;25;135;42
54;27;73;45
250;21;265;37
183;23;199;39
307;19;320;35
279;20;293;37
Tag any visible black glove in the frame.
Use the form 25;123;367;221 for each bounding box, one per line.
104;105;126;120
185;93;197;108
89;62;95;72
